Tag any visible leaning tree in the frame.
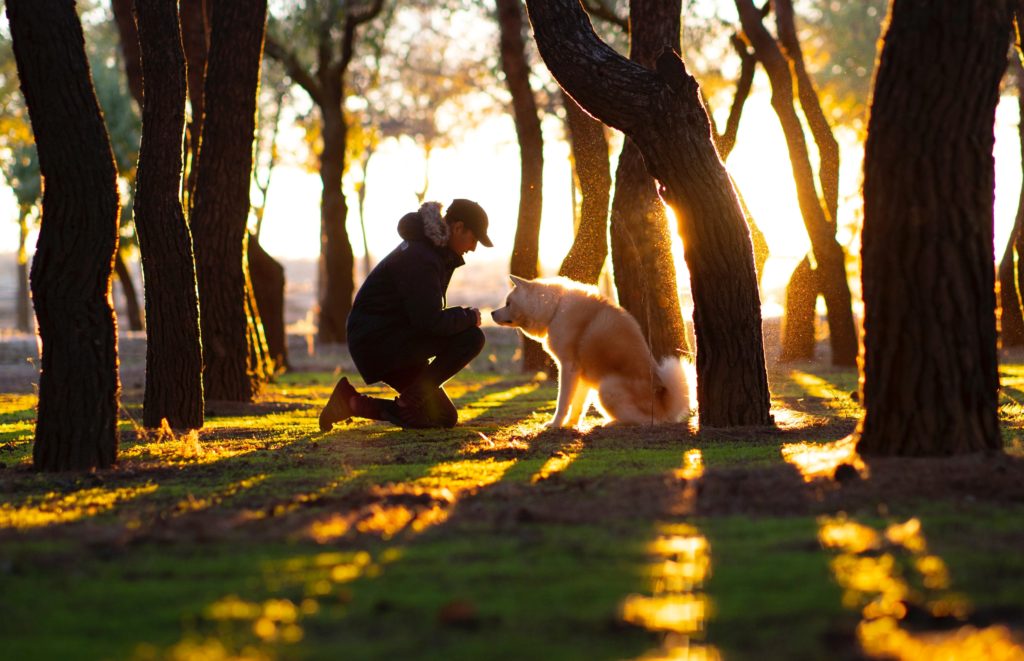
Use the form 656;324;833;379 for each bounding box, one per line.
7;0;121;470
524;0;771;427
856;0;1013;456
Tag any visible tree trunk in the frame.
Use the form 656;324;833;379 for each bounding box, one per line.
111;0;143;108
133;0;205;429
610;140;689;359
857;0;1011;456
16;208;31;333
179;0;210;204
558;91;610;285
249;232;289;371
998;211;1024;347
498;0;548;372
1002;59;1024;348
608;0;689;360
316;100;356;345
778;256;819;361
524;0;771;427
190;0;270;402
8;0;121;470
735;0;857;367
113;248;145;331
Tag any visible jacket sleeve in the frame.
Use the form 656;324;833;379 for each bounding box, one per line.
393;247;476;336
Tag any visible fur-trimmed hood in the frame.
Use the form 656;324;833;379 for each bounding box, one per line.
397;201;449;248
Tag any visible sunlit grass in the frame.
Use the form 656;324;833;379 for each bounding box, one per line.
781;435;867;482
819;514;1024;660
0;482;158;530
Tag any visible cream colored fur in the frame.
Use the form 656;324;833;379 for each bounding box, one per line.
491;276;690;428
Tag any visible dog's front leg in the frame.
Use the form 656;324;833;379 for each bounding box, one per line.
547;365;580;428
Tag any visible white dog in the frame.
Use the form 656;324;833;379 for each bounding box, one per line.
491;275;690;429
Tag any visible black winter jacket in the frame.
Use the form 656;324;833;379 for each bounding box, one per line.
346;202;477;383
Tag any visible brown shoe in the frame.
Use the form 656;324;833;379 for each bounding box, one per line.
319;377;358;431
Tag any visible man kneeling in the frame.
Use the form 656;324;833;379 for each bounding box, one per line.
319;199;491;430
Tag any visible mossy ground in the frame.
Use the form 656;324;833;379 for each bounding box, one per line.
1;357;1024;660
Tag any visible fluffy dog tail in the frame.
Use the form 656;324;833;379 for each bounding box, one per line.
655;355;692;422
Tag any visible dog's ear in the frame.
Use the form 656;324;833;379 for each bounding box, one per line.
509;274;527;287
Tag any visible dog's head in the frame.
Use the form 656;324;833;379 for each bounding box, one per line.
491;275;559;339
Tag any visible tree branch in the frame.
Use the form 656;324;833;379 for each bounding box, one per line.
523;0;668;135
714;33;756;159
264;35;324;105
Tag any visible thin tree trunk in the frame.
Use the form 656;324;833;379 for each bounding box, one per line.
316;100;356;344
998;211;1024;347
607;0;689;360
524;0;771;427
558;91;610;285
248;233;289;371
113;249;144;331
778;256;818;361
179;0;209;205
8;0;121;470
1002;59;1024;348
497;0;548;372
857;0;1010;456
111;0;143;108
134;0;205;429
190;0;270;402
15;208;31;333
736;0;857;367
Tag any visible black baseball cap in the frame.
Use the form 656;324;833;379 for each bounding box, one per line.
445;199;492;248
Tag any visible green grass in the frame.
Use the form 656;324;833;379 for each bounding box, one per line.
1;362;1023;659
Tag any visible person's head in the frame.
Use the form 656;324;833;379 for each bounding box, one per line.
445;199;492;256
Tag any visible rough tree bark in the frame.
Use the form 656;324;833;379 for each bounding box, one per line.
857;0;1012;456
736;0;857;366
8;0;121;470
497;0;549;372
608;0;689;361
133;0;205;429
557;91;610;285
191;0;271;402
524;0;771;427
264;1;383;345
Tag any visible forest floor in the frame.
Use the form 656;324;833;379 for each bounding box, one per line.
2;335;1024;660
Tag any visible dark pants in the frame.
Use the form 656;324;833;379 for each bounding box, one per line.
364;326;485;428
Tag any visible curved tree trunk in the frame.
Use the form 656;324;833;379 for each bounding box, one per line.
16;208;31;333
857;0;1010;456
191;0;270;402
608;0;688;361
557;91;610;285
134;0;205;430
524;0;771;427
249;232;289;371
8;0;121;470
498;0;548;372
736;0;857;367
113;249;145;331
